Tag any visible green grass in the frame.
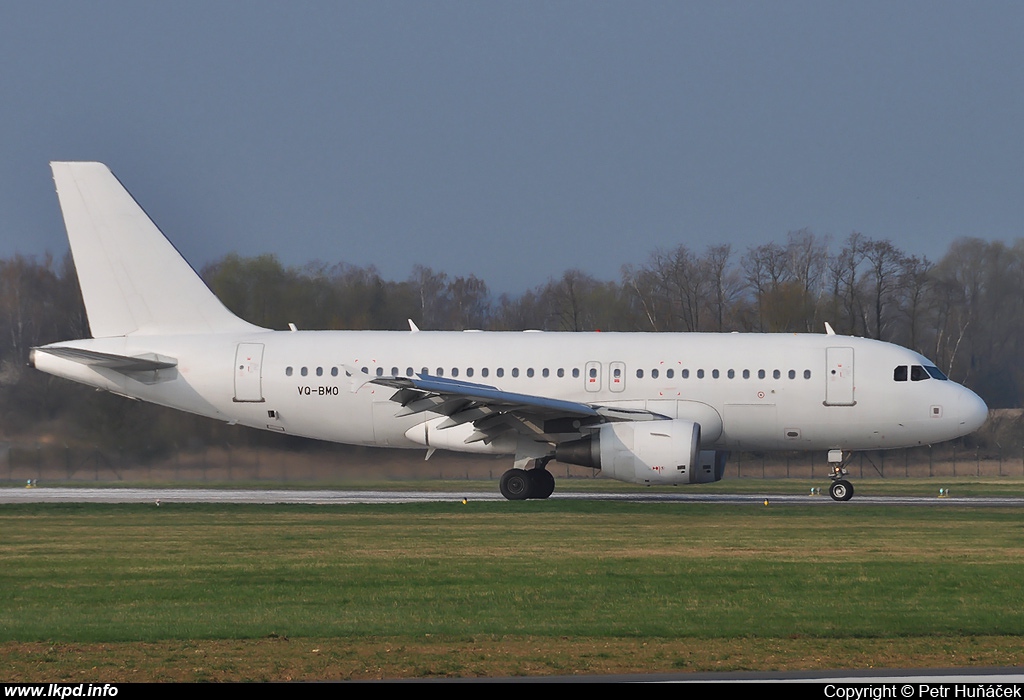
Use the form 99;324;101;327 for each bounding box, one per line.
2;501;1024;643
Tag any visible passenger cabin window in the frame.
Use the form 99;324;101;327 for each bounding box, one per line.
286;367;293;376
572;368;580;378
636;369;644;379
331;367;339;377
301;367;308;377
316;367;323;376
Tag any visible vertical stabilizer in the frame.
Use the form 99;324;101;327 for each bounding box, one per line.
50;162;262;337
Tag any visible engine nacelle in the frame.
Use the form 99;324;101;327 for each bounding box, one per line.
556;420;726;485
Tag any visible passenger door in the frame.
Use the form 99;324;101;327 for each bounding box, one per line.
824;346;855;406
233;343;265;402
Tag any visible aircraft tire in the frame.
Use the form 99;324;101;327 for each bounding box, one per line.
530;469;555;499
500;468;531;500
829;479;854;502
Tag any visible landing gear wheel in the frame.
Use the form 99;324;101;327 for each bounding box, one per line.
829;479;854;502
500;468;531;500
529;468;555;499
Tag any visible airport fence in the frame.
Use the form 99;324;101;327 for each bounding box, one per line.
0;440;1021;484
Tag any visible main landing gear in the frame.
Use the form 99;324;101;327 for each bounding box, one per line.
827;449;854;501
499;458;555;501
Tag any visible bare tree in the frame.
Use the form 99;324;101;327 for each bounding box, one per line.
860;238;905;341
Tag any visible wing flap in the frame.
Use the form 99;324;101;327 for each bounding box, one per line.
373;373;668;445
377;374;602;418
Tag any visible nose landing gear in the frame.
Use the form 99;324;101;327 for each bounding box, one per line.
829;478;854;501
827;450;854;501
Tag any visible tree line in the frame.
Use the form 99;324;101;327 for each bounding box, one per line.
0;232;1021;455
200;232;1022;408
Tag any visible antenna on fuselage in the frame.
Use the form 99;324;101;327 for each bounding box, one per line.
824;322;836;336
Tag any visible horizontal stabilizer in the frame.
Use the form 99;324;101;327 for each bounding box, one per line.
32;346;177;373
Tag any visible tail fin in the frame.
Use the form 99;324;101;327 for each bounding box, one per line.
50;162;262;337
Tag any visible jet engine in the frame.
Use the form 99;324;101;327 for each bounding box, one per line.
555;419;726;485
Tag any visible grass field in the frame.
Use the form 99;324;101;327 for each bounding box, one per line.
2;492;1024;680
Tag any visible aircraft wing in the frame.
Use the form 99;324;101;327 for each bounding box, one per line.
372;373;667;445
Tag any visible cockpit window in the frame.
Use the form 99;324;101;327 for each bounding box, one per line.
896;364;947;382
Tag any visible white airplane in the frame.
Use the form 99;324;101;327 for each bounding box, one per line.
31;162;988;501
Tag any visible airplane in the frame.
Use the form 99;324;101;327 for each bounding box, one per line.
30;162;989;501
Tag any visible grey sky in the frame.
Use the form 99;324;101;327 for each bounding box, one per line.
2;2;1022;293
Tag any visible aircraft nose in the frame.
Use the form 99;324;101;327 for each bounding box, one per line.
957;388;988;435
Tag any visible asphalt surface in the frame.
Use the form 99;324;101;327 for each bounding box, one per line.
2;487;1023;506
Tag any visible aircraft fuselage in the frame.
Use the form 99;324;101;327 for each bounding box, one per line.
33;329;987;454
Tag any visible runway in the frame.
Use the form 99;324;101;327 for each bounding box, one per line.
3;487;1024;506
